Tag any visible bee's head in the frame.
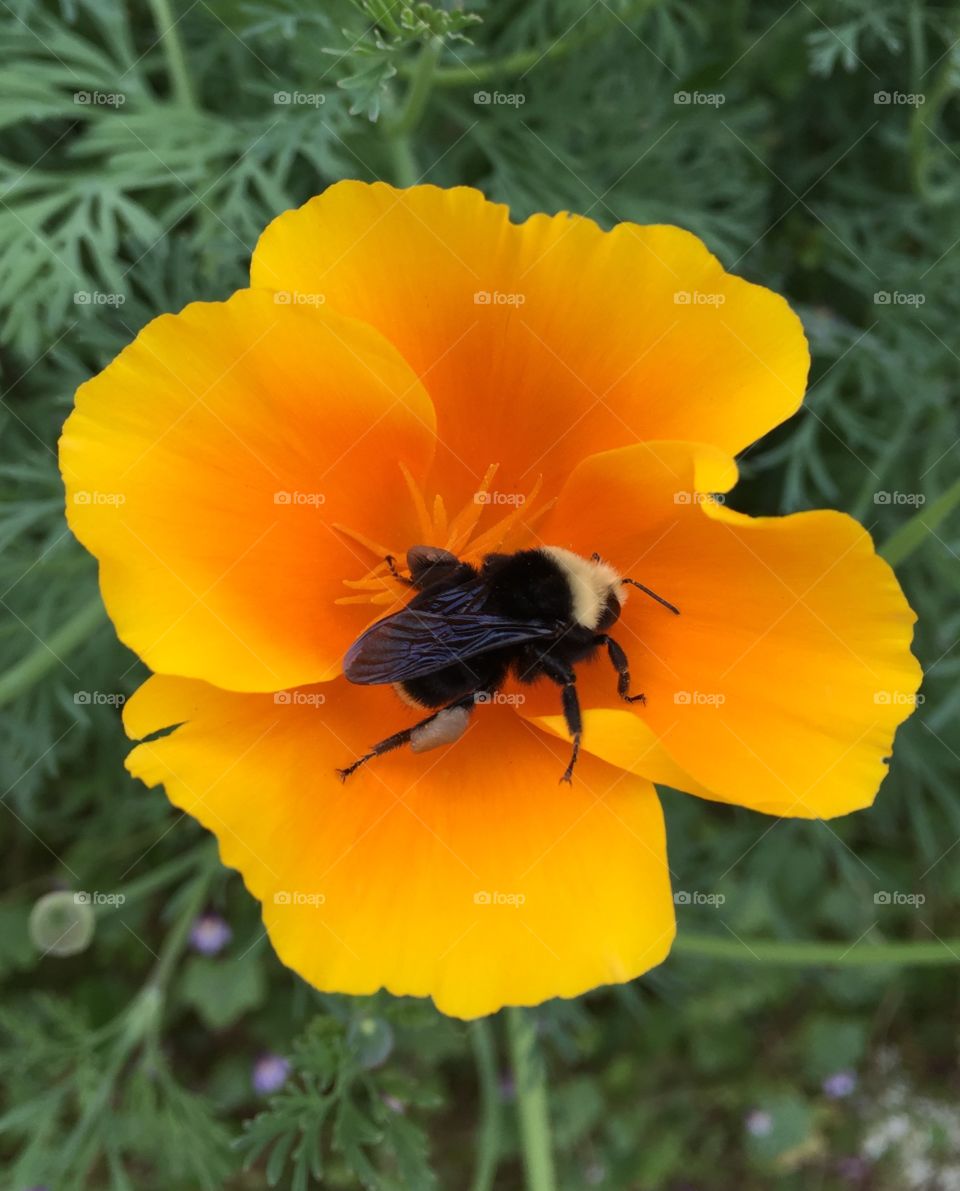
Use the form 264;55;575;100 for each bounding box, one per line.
540;547;625;631
595;587;624;632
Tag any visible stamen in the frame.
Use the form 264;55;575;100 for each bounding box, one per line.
432;493;448;541
446;463;498;554
399;461;434;542
335;463;552;607
331;523;394;560
467;474;552;558
335;591;398;606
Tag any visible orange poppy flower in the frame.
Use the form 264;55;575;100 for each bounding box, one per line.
59;182;920;1020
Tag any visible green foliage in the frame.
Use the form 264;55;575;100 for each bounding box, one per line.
2;0;959;1186
328;1;481;119
0;988;235;1189
238;1008;444;1190
180;947;269;1030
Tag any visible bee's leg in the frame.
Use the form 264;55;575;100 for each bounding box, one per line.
541;658;582;783
336;693;475;781
384;554;415;586
595;634;645;705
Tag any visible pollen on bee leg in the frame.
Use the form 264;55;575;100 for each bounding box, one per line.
410;706;472;753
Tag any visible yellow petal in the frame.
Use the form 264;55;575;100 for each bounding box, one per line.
251;181;808;506
60;290;436;692
523;441;921;818
124;675;674;1019
535;709;717;799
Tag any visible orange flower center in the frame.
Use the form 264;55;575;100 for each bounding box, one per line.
334;464;550;608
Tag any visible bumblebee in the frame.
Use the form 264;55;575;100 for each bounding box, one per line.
338;545;679;783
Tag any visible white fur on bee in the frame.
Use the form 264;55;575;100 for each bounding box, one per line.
539;547;624;630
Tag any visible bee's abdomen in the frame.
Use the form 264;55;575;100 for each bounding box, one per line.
400;655;510;709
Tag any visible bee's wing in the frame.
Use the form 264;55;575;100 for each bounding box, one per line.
343;584;557;684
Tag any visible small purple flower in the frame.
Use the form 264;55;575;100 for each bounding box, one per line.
823;1069;857;1099
189;912;232;955
836;1155;869;1181
252;1052;290;1095
745;1108;773;1136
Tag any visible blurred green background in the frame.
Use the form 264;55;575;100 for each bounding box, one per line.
2;1;959;1187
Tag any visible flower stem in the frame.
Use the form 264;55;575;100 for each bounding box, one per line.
675;931;960;965
53;851;216;1179
388;37;444;138
881;474;960;568
147;0;198;110
506;1007;555;1191
382;36;443;186
0;593;106;708
469;1019;502;1191
147;859;217;999
100;841;218;917
384;134;420;188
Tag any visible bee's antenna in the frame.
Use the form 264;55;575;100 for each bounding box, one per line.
621;578;680;616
